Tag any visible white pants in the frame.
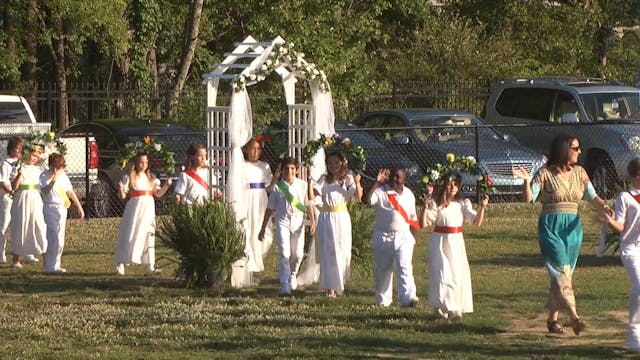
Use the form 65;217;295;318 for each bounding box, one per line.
44;203;67;272
0;194;12;258
622;245;640;351
373;229;417;306
276;224;305;289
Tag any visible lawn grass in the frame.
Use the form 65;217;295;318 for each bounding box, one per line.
0;203;635;359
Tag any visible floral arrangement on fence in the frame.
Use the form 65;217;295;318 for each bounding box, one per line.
118;136;176;175
302;133;366;171
231;42;329;93
251;126;288;159
421;153;494;195
24;130;67;166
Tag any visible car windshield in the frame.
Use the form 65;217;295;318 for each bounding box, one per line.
411;116;506;143
579;92;640;122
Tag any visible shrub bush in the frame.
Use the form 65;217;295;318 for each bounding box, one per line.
157;200;246;291
348;202;375;277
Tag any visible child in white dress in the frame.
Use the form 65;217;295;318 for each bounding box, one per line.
174;143;221;205
308;151;362;297
10;144;47;268
115;152;172;275
421;172;488;321
599;158;640;351
258;156;316;295
40;153;85;273
0;136;24;263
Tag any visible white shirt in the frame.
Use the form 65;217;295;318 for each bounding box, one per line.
370;184;417;233
267;177;308;232
39;169;73;205
174;168;215;205
0;158;20;195
614;187;640;254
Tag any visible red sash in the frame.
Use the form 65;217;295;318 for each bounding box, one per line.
434;226;463;234
185;170;208;190
630;192;640;204
130;190;153;197
387;191;421;230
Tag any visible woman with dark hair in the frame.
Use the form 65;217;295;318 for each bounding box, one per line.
514;133;610;335
115;151;172;276
421;171;488;322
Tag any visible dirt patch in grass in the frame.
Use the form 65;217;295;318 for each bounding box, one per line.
500;310;627;347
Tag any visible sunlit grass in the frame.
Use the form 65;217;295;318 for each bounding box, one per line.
0;203;634;359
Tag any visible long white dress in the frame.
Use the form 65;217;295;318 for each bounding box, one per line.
10;164;47;256
314;174;357;294
425;199;477;315
244;160;273;272
115;173;160;267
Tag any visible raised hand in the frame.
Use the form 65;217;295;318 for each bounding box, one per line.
376;169;390;183
512;166;530;180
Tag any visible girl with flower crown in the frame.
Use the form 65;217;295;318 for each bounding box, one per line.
308;151;363;297
115;151;172;276
10;143;48;268
421;171;489;322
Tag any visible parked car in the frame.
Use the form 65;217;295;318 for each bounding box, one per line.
482;77;640;197
60;119;205;217
351;109;547;200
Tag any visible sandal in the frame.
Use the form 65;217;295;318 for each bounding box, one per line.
546;320;564;334
572;318;586;335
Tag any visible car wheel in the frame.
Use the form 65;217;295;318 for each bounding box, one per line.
586;155;617;199
88;177;118;218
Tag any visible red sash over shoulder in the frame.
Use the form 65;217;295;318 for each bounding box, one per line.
185;170;208;190
387;191;421;230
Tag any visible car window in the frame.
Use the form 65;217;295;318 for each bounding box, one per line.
495;87;555;122
552;91;579;123
579;92;640;121
64;124;116;151
384;115;409;140
0;102;31;123
359;115;385;128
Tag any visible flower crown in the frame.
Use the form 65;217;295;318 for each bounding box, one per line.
117;136;176;175
23;131;67;166
422;153;494;195
302;133;366;171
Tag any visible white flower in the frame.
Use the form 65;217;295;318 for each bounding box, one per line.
266;59;272;66
154;143;162;152
249;74;256;81
261;64;268;71
257;75;265;81
430;169;440;180
475;174;484;181
313;69;320;75
466;156;476;164
135;141;143;148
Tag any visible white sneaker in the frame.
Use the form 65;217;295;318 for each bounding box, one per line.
0;252;6;264
24;255;39;263
55;268;67;273
116;263;125;276
289;275;298;291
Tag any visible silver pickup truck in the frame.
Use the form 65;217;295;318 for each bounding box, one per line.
0;94;99;215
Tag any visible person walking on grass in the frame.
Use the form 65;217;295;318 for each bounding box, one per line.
514;133;609;335
174;143;221;205
308;151;362;298
10;143;47;268
421;172;488;322
258;156;316;295
598;158;640;351
363;167;420;308
40;153;84;273
115;151;172;276
0;136;23;264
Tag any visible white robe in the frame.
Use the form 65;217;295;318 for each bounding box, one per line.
314;174;357;294
243;160;273;272
174;167;215;205
115;173;159;266
425;199;477;315
10;164;47;256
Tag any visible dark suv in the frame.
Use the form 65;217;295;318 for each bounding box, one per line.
483;77;640;197
61;119;205;217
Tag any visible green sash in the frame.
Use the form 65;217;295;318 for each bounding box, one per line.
276;180;306;212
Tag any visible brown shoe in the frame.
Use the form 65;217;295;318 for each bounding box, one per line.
572;318;586;335
546;320;564;334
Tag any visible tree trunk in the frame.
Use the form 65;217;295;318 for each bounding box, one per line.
150;45;161;120
166;0;204;118
23;0;38;112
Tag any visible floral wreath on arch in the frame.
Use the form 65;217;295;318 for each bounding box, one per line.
249;126;288;159
117;136;176;175
23;130;67;167
231;42;330;93
421;153;494;196
302;133;366;171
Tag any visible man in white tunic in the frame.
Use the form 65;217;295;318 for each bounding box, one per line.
363;167;420;307
0;136;24;263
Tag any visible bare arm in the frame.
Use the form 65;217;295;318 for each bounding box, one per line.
363;169;388;205
353;173;363;203
67;189;85;219
258;208;275;241
472;195;489;226
154;178;173;198
513;166;532;203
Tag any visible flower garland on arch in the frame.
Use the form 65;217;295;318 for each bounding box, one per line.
23;130;67;166
421;153;494;195
117;136;176;175
231;42;330;93
302;133;366;171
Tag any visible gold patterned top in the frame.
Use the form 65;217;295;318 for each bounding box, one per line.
532;165;590;214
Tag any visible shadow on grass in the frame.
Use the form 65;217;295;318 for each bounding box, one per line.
471;253;621;268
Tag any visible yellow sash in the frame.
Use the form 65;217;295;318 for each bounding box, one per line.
318;203;348;212
49;176;71;208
